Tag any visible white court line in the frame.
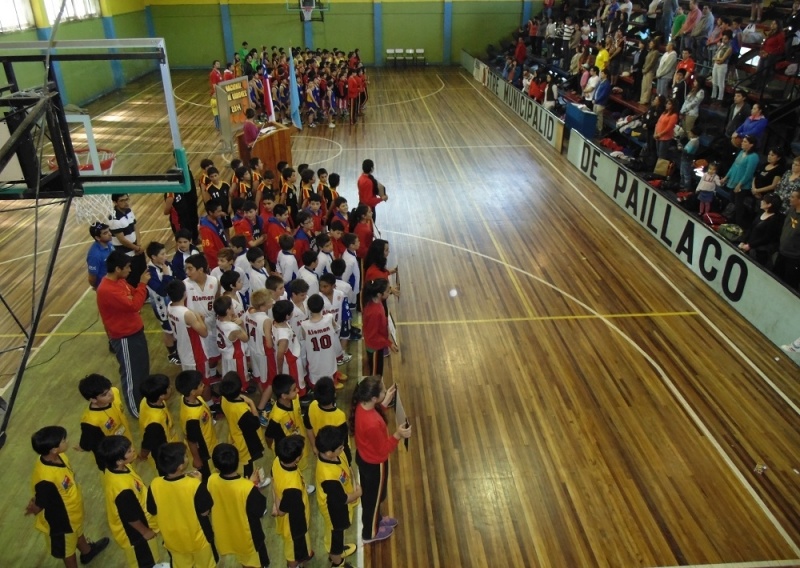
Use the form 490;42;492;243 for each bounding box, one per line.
458;71;800;416
385;227;800;559
297;137;344;167
647;561;800;568
172;86;208;107
291;144;532;151
453;71;800;556
0;227;172;267
0;286;93;399
371;74;446;107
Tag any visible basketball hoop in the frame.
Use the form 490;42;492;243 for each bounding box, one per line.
48;147;118;225
302;6;313;21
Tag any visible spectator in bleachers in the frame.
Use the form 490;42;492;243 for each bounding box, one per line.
543;73;559;110
719;135;759;206
774;189;800;290
691;5;715;63
656;42;678;97
751;0;764;26
644;94;666;157
671;6;686;45
711;30;734;101
705;16;729;66
522;69;534;92
680;79;704;134
654;98;680;158
737;194;785;266
597;0;610;43
559;17;576;67
594;69;612;132
671;69;688;111
582;65;601;105
757;20;786;87
619;0;633;18
640;39;660;104
631;38;649;100
515;38;527;66
569;47;583;75
751;147;787;204
776;156;800;211
569;21;581;64
724;89;751;137
608;29;625;85
595;40;610;72
676;48;696;88
677;0;702;53
731;103;768;147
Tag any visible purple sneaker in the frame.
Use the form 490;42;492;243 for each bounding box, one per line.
380;516;398;528
363;525;394;544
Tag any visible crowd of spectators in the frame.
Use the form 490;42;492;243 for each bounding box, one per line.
494;0;800;291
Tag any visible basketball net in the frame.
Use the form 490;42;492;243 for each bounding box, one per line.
60;147;117;225
302;6;313;21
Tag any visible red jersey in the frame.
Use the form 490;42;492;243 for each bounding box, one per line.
347;75;359;99
223;69;234;81
293;229;312;265
365;265;389;282
199;216;228;269
363;300;391;351
209;68;222;95
265;218;291;265
331;236;346;259
354;221;373;258
353;404;398;465
357;173;382;209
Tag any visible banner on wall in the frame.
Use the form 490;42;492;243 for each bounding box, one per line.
216;76;252;152
566;131;800;350
473;63;564;152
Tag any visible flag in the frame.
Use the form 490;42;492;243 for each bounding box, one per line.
263;75;275;123
288;48;302;130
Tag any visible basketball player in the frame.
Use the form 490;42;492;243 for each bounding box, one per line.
301;294;342;389
213;296;249;392
183;254;221;401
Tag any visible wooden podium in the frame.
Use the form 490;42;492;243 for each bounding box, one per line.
236;121;292;175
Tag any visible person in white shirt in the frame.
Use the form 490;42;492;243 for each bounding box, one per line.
314;234;334;276
300;294;341;389
183;254;220;397
167;280;209;375
656;42;678;97
276;234;300;287
340;233;361;309
583;65;601;103
247;247;268;293
299;251;320;296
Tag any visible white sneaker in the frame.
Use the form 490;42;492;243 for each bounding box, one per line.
328;122;336;128
258;477;272;489
782;344;798;353
337;353;352;365
306;484;316;494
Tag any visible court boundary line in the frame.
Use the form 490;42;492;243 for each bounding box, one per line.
295;137;344;167
385;228;800;559
371;74;446;107
458;71;800;416
646;560;800;568
397;311;699;326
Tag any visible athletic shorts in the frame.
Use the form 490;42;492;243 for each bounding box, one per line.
123;538;159;568
45;530;81;559
168;543;216;568
152;306;172;333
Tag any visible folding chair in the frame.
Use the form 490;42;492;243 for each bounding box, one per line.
415;48;426;66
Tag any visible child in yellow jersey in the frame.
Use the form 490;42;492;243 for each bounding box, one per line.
304;377;351;465
264;374;314;494
207;443;270;568
137;374;179;475
27;426;109;568
176;370;218;479
78;374;132;471
271;435;314;568
96;435;161;568
219;371;268;481
315;426;361;568
146;443;216;568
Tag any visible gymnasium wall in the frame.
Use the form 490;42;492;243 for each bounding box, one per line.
0;1;155;106
146;0;533;67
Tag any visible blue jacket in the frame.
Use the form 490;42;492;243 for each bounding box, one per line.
595;79;612;106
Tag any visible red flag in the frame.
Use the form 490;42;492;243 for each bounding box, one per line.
263;75;275;123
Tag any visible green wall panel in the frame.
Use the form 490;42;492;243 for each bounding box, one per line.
230;4;302;55
452;1;520;60
55;19;116;104
383;3;443;63
0;29;43;91
152;5;224;68
113;11;158;80
311;4;374;64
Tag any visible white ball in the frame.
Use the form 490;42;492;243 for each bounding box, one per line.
449;289;457;297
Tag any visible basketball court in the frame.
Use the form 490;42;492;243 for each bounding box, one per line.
0;54;799;568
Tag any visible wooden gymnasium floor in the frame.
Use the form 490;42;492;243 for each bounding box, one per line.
0;67;799;568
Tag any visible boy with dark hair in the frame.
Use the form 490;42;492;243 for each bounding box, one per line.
277;233;300;287
213;296;249;390
304;192;324;234
315;234;334;276
265;375;314;495
272;300;307;396
247;246;269;293
229;234;251;276
341;233;360;309
266;203;293;266
167;279;209;383
219;371;269;481
301;296;343;390
299;250;319;296
319;273;352;365
207;444;270;568
324;173;341;212
307;377;351;462
96;436;160;566
203;166;232;231
27;426;110;567
279;166;299;224
298;168;316;209
146;241;179;365
315;168;331;217
137;373;178;474
315;425;361;567
233;200;266;250
109;193;146;287
176;370;218;479
146;443;216;568
199;198;229;270
170;229;200;282
293;211;314;264
246;289;277;424
78;374;132;471
184;253;221;394
220;269;247;317
271;435;314;567
86;221;114;290
328;221;346;258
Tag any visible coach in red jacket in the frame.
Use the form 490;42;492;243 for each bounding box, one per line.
97;250;151;418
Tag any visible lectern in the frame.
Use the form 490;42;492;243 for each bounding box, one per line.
236;122;292;175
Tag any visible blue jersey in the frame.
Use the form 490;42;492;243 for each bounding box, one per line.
87;242;114;288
